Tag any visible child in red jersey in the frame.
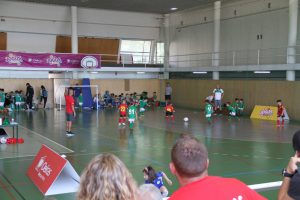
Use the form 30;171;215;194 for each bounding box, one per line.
277;99;285;127
165;102;175;121
118;100;128;126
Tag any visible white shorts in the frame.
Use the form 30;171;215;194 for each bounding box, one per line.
79;102;83;106
206;114;212;118
0;102;4;107
140;108;145;112
230;112;236;116
128;118;135;123
15;102;22;105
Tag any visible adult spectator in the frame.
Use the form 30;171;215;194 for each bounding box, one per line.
25;83;34;110
165;82;172;101
169;134;267;200
77;153;138;200
213;85;224;111
278;131;300;200
40;85;48;109
139;184;162;200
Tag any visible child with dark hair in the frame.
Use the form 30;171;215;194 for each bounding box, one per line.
143;166;172;198
238;98;244;116
231;98;239;115
204;100;213;123
277;100;285;127
226;102;237;120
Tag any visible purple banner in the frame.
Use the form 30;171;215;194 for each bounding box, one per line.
0;51;101;69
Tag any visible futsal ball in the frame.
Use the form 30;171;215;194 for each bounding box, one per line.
183;117;189;122
0;137;7;144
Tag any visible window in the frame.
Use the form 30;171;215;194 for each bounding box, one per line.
120;40;151;64
156;42;164;64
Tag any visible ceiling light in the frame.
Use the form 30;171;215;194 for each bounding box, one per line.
170;7;178;11
254;71;271;74
193;71;207;74
137;72;145;74
90;71;98;74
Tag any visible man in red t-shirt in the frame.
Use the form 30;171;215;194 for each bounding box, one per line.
168;134;267;200
277;99;285;127
65;88;76;136
118;100;128;126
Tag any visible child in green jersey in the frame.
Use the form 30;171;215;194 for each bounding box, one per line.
128;102;138;130
204;100;213;123
78;92;83;112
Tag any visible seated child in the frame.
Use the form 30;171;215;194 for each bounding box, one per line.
143;166;172;198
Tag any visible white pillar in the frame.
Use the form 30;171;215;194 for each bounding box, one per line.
150;40;157;64
286;0;298;81
287;70;296;81
213;71;220;80
213;1;221;67
71;6;78;54
164;14;170;69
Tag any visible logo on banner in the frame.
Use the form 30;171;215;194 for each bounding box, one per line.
46;55;62;67
34;156;53;181
5;53;23;66
81;56;98;69
28;58;43;64
259;108;273;116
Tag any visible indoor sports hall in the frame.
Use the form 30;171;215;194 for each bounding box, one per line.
0;0;299;199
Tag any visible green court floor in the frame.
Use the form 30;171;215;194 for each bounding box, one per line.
0;108;297;199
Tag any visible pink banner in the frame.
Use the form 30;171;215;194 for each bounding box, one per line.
0;51;101;69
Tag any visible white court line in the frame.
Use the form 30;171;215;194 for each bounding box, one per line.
18;124;74;153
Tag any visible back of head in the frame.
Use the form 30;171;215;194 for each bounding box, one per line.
293;130;300;152
77;153;137;200
139;184;162;200
171;134;208;178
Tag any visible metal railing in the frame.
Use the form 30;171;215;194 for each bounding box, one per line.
100;53;164;68
168;46;300;68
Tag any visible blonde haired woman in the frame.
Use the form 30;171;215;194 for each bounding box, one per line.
77;153;138;200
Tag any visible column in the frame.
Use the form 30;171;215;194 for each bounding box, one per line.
71;6;78;54
163;14;170;79
287;0;298;81
213;1;221;80
213;71;220;80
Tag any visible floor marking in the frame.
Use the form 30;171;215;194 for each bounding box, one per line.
18;124;74;153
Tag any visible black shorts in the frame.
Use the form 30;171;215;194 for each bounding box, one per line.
166;111;173;116
120;114;126;118
165;95;171;101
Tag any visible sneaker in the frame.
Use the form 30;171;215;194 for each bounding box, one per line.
122;123;126;125
118;123;121;126
66;132;75;137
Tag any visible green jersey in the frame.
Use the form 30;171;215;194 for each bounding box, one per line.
205;103;213;115
238;102;244;109
0;92;5;102
139;100;147;108
153;95;157;100
15;94;22;102
227;105;236;113
78;95;83;103
231;102;239;109
128;105;137;119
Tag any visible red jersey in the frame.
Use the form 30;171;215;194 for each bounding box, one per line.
165;105;174;113
277;105;285;117
65;95;74;114
119;103;128;115
169;176;267;200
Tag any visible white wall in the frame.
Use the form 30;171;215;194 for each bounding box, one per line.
0;1;162;52
168;0;290;59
